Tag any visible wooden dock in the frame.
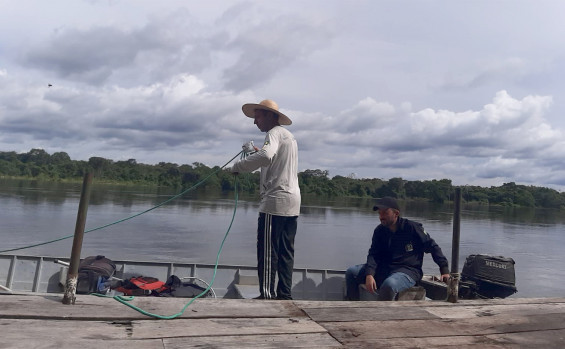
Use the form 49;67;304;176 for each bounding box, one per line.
1;294;564;348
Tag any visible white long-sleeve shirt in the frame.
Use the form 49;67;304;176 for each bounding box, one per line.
231;126;301;216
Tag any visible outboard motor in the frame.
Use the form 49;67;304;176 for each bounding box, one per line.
459;254;517;299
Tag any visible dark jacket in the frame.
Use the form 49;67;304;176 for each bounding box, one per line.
364;217;449;287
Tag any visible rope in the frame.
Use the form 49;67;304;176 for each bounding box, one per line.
0;151;243;254
95;176;239;319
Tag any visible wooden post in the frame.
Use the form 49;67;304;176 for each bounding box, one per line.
447;187;461;303
62;173;93;305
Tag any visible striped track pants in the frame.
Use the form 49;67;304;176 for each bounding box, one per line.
257;213;298;299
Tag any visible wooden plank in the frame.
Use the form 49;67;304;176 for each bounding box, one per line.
0;317;327;340
336;334;514;349
473;313;565;334
485;328;565;348
0;295;304;319
298;298;565;323
303;302;565;323
0;318;130;340
2;295;565;347
164;333;342;348
294;297;565;309
130;317;327;339
330;329;565;348
0;339;164;349
3;295;565;320
424;302;565;319
320;313;565;345
303;306;439;322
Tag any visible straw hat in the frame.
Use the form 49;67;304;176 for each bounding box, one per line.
242;99;292;126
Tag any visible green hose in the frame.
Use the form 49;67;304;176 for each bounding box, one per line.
98;176;240;319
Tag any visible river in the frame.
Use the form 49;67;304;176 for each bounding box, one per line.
1;178;564;298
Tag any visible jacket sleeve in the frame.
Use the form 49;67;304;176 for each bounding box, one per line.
364;227;381;276
231;131;279;173
416;225;450;275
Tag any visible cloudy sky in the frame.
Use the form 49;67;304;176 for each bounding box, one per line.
1;1;565;190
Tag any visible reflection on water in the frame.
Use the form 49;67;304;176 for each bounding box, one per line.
1;178;564;298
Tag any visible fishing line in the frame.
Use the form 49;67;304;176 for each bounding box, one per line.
0;151;243;254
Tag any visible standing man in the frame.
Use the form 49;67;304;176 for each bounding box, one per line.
231;99;301;300
345;197;450;301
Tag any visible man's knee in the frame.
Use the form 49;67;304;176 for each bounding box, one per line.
345;266;356;280
381;273;415;294
345;264;366;287
345;264;365;301
381;278;401;292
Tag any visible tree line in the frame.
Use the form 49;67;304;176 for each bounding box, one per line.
1;149;564;209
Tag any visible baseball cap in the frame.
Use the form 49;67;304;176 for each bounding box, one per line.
372;197;400;211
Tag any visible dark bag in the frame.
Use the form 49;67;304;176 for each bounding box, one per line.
76;255;116;294
159;275;212;298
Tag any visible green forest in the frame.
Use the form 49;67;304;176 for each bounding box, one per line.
1;148;564;209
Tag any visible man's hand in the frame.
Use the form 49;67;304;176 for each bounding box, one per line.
365;274;377;294
441;274;450;283
242;141;257;153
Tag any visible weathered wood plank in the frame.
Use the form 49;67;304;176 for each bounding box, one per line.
0;338;164;349
424;302;565;319
303;306;439;322
0;295;304;319
0;317;327;340
163;333;342;348
294;297;565;309
336;334;514;349
0;318;130;340
485;328;565;348
331;329;565;348
320;313;565;345
2;295;565;348
130;317;326;339
304;302;565;323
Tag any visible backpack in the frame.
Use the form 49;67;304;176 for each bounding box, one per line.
76;255;117;294
114;276;170;296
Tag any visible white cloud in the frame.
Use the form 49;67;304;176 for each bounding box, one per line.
1;1;565;190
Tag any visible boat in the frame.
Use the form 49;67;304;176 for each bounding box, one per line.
0;253;346;300
1;253;517;301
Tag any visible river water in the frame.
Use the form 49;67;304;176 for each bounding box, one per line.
1;179;564;298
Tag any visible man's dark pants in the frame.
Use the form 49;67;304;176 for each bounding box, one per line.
257;213;298;299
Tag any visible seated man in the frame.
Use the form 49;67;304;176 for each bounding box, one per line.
345;197;450;301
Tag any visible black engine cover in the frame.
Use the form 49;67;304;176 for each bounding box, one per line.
461;254;517;298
